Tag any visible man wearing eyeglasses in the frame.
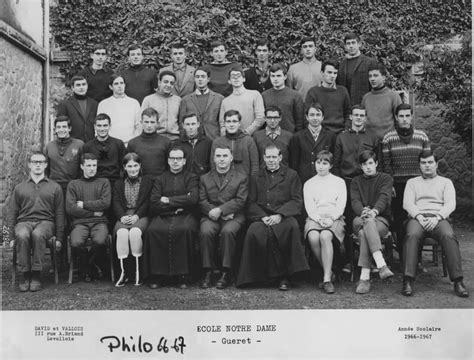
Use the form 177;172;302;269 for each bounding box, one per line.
8;151;65;292
144;146;199;289
77;44;114;102
218;67;265;136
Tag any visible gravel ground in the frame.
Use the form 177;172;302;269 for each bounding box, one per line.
2;222;473;311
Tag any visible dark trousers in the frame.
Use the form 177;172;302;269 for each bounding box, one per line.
392;182;407;249
15;221;54;272
403;219;463;281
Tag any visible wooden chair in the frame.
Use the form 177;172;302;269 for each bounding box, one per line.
418;237;448;277
67;234;115;284
349;231;394;282
11;236;59;286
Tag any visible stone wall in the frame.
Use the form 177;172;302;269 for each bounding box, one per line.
0;37;44;239
415;103;472;215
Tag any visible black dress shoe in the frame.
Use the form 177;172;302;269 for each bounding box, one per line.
216;272;229;289
402;279;413;296
200;271;212;289
148;282;160;289
454;280;469;297
278;279;290;291
178;276;187;289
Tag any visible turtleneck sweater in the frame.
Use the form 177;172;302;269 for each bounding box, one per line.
127;132;171;176
122;64;157;104
361;86;403;139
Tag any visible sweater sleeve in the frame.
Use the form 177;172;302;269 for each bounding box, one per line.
438;179;456;219
330;177;347;220
66;182;95;218
244;92;265;135
294;92;305;132
403;178;419;218
303;180;319;221
350;178;364;216
83;180;112;211
372;174;393;215
381;135;393;175
343;88;351;130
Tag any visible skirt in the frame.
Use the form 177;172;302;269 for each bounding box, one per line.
304;216;346;244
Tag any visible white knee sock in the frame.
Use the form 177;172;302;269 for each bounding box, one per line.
372;250;386;269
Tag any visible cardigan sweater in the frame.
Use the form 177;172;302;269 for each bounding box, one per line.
303;173;347;221
66;176;111;226
219;87;265;135
121;65;157;104
244;66;273;93
381;128;431;183
286;59;322;100
97;95;141;143
361;87;402;139
262;87;305;133
127;132;171;176
350;172;393;221
112;175;154;219
403;175;456;220
333;128;379;178
141;92;182;139
304;85;352;134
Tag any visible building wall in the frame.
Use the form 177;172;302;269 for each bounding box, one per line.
0;37;44;237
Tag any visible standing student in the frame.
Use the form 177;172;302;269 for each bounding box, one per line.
159;43;196;98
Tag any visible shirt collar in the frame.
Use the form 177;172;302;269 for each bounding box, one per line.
195;88;210;95
308;125;321;139
265;126;281;137
173;64;186;72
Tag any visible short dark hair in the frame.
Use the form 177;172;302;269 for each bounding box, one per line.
70;75;87;87
29;151;47;162
300;36;315;47
210;40;225;51
170;42;186;51
141;107;158;119
195;67;211;77
255;38;270;50
396;103;413;115
351;104;366;114
182;113;199;123
264;144;281;156
168;145;185;158
95;113;111;124
419;151;437;162
265;105;282;117
214;144;232;154
358;150;377;164
127;44;142;56
227;66;245;79
81;152;98;164
269;63;287;75
54;115;71;127
306;102;325;116
344;32;360;43
91;44;107;54
321;59;339;72
223;109;242;122
368;63;387;76
108;73;125;87
315;150;333;165
159;70;176;81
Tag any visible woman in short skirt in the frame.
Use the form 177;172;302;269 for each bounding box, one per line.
303;150;346;294
112;152;153;287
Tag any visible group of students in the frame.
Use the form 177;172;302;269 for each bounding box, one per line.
8;33;468;299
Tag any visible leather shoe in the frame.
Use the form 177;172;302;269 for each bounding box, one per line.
216;272;230;289
29;278;42;292
323;281;335;294
148;282;160;289
278;278;290;291
454;280;469;298
402;278;413;296
379;265;394;280
200;271;212;289
356;280;371;294
178;276;187;289
19;279;30;292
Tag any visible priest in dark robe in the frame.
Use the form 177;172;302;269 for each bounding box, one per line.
237;144;309;290
144;146;199;289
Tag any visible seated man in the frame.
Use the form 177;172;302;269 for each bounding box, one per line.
8;151;65;292
350;150;394;294
199;145;248;289
144;146;199;289
66;153;111;281
237;145;309;290
402;153;469;297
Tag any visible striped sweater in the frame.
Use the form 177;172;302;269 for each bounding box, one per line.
381;128;431;183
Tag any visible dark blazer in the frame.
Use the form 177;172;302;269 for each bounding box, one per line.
56;96;98;142
289;128;337;184
247;165;302;222
199;167;248;217
112;175;154;219
336;54;378;106
179;90;224;140
244;67;273;93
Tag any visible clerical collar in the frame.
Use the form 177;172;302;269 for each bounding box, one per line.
195;88;209;95
266;166;280;174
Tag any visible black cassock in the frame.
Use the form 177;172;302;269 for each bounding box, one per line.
144;170;199;277
236;166;309;286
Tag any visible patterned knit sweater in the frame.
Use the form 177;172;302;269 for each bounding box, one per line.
381;128;431;183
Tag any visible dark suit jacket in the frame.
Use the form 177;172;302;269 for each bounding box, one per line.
199;167;248;217
56;96;98;142
289;128;337;184
336;54;378;106
247;166;302;222
179;90;224;140
112;175;154;219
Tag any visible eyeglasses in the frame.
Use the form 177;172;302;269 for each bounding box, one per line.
30;160;46;165
266;116;281;120
169;157;184;161
225;120;240;124
230;74;242;79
